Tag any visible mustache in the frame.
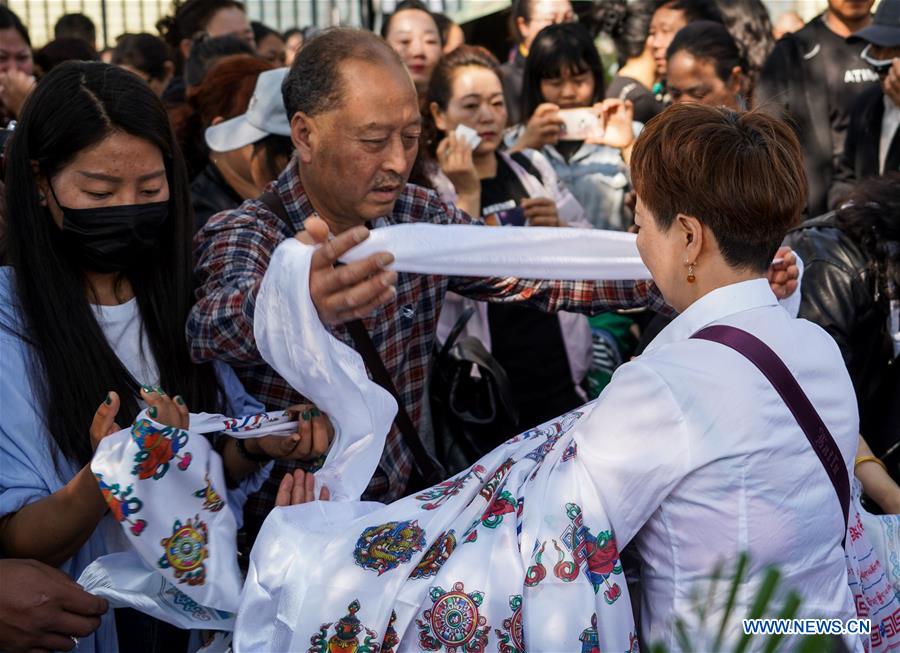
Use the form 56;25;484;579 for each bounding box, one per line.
372;174;405;189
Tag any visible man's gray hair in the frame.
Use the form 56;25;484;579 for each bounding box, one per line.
282;27;407;120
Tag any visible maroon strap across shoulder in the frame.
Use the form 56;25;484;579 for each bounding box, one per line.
691;324;851;547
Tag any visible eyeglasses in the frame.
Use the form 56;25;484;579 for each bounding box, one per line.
861;44;896;75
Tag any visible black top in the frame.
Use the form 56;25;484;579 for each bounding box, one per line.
606;75;665;124
812;17;879;160
190;163;244;233
830;85;900;207
756;14;878;216
786;213;899;466
480;155;581;430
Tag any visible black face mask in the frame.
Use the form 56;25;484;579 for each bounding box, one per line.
49;185;169;273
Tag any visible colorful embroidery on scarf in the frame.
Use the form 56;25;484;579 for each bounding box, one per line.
552;540;578;582
417;582;489;652
353;520;426;576
410;530;457;580
479;459;514;502
222;413;274;432
308;600;382;653
158;515;209;586
495;595;524;653
563;503;623;603
562;442;577;462
416;465;486;510
96;474;147;536
381;611;400;653
524;542;547;587
628;632;640;652
131;419;192;480
579;614;600;653
462;491;518;543
193;473;225;513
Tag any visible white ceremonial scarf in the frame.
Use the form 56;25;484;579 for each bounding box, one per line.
341;223;650;280
75;225;800;644
78;410;296;630
234;230;645;652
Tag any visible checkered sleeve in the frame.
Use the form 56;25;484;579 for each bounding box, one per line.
188;203;285;366
448;276;671;315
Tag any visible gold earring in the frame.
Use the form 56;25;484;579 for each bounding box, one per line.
687;262;696;283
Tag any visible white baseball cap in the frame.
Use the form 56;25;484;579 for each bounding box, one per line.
205;67;291;152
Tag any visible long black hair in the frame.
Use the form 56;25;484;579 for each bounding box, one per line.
716;0;774;87
836;173;900;309
521;22;606;121
0;6;31;46
3;62;223;468
589;0;656;65
666;21;747;83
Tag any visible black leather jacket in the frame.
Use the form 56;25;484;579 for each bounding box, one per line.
190;163;243;233
786;213;899;460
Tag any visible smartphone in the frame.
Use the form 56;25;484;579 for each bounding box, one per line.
483;200;526;227
557;108;600;141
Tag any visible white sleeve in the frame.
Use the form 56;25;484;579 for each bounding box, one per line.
574;359;692;546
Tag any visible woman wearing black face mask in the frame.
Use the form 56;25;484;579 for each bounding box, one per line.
0;62;329;653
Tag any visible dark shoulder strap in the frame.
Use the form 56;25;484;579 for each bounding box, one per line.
258;191;294;235
691;324;851;547
345;319;445;484
509;151;543;185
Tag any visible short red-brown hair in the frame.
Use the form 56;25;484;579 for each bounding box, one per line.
631;104;807;272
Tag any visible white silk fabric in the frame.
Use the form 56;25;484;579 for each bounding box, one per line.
235;234;642;652
341;223;651;280
78;410;297;629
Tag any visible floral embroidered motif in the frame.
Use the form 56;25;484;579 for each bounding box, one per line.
193;473;225;512
96;474;146;536
131;419;192;480
463;491;517;544
562;503;623;604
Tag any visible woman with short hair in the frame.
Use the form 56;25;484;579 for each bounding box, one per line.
240;104;860;652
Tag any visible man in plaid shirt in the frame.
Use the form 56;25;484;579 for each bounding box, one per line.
187;29;795;530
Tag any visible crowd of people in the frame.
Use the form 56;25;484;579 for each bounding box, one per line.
0;0;897;651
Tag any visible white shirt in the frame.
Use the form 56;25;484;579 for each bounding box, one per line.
92;298;160;386
575;279;859;651
880;95;900;174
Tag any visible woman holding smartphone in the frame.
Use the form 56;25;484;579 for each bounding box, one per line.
419;45;612;433
513;22;638;231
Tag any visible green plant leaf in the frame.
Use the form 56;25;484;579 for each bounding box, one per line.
714;552;750;651
759;590;802;653
733;566;780;653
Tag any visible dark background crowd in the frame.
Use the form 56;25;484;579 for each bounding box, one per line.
0;0;897;651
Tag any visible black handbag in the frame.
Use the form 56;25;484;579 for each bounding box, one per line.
430;307;520;475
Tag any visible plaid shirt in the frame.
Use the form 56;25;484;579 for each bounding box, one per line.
188;161;666;515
